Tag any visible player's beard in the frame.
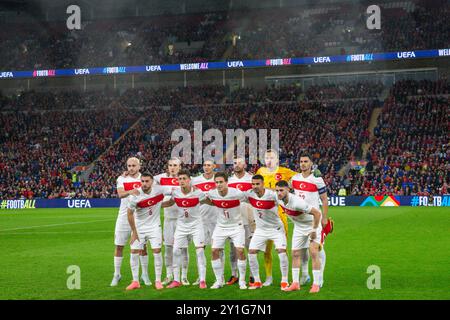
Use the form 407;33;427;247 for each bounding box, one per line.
301;166;312;173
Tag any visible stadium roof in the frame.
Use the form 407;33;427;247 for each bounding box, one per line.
0;0;365;20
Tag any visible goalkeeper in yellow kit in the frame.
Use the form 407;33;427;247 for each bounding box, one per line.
256;149;322;286
256;149;297;286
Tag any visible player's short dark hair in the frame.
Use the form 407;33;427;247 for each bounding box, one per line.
178;169;191;178
252;174;264;182
275;180;289;188
214;171;228;182
141;172;153;179
299;153;313;160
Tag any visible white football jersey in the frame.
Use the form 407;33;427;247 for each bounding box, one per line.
246;189;284;230
228;172;253;192
116;174;142;219
228;172;254;226
278;193;313;225
207;187;247;228
191;174;217;222
154;173;179;219
170;187;206;229
291;173;326;209
127;186;168;233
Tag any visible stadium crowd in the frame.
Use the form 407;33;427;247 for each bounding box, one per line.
0;79;448;199
0;1;449;70
304;81;384;101
0;104;138;199
358;94;448;196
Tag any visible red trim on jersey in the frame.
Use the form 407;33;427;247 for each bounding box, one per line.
211;199;240;208
159;177;179;186
248;197;276;209
123;181;142;191
280;205;304;216
292;180;318;192
194;182;216;192
137;193;164;208
228;182;252;191
174;197;200;208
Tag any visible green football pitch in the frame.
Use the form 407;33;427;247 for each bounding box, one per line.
0;207;448;300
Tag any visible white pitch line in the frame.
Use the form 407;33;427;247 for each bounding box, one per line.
0;218;115;232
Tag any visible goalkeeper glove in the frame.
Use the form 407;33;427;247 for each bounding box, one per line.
313;168;322;177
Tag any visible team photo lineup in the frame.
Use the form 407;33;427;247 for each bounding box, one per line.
0;0;448;306
112;151;333;293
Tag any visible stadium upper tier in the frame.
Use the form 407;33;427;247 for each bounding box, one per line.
0;0;448;71
0;79;448;199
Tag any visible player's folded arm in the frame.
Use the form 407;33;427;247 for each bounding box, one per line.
200;197;213;206
161;198;175;208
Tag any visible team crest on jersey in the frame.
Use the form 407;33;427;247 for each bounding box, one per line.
137;193;164;208
123;181;142;191
160;177;179;186
174;197;200;208
195;182;216;191
229;182;252;191
292;180;318;192
212;199;240;208
281;205;304;216
248;197;276;209
275;173;282;181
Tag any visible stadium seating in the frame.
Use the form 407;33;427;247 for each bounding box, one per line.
0;79;448;199
0;95;139;198
0;0;449;70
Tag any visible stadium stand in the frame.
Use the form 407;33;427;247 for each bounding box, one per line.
0;0;448;70
1;79;447;199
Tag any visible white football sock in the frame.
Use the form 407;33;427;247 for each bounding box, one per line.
237;259;247;283
313;270;321;286
230;242;238;277
130;253;140;282
248;253;261;283
114;256;123;276
153;252;163;282
196;248;206;282
301;249;309;278
172;247;182;282
181;247;189;279
139;255;148;277
292;267;300;283
164;246;173;279
278;252;289;283
320;249;326;278
211;259;223;282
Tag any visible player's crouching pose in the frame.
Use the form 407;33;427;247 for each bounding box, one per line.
275;180;323;293
161;170;208;289
246;175;289;290
126;172;173;291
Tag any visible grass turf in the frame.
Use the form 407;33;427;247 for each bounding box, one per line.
0;207;448;300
